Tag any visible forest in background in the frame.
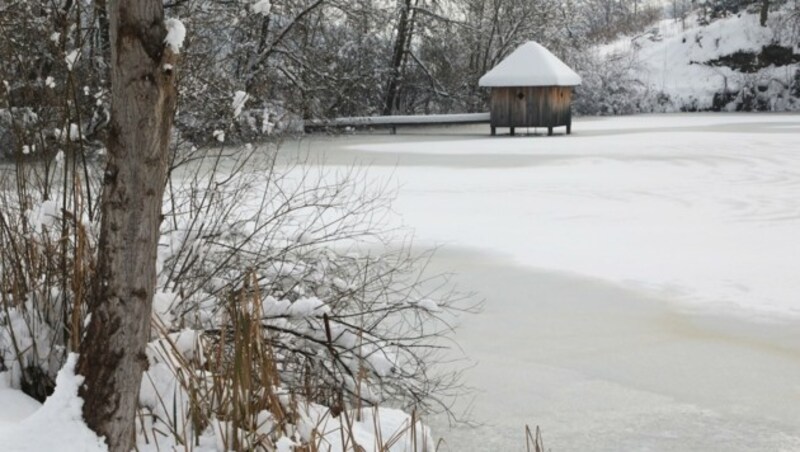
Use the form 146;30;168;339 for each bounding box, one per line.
3;0;798;152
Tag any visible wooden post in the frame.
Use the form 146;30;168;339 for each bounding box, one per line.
510;127;515;136
548;126;553;136
491;126;496;136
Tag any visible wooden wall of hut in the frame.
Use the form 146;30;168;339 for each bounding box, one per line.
489;86;573;135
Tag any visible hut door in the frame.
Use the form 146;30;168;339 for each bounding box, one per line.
511;89;527;127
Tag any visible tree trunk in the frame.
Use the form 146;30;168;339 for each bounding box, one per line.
77;0;177;450
383;0;413;115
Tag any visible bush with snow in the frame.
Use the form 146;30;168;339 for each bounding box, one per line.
0;129;468;450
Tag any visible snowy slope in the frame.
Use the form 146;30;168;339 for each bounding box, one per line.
599;7;800;111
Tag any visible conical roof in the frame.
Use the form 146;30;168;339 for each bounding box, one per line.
479;42;581;87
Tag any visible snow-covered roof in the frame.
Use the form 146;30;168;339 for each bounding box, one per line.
479;42;581;87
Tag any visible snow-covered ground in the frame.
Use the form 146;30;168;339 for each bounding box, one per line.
288;113;800;450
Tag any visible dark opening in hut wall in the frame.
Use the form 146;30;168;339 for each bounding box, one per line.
490;87;573;135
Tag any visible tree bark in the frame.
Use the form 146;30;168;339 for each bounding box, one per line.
383;0;413;115
77;0;177;450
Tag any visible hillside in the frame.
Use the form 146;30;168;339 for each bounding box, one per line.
592;4;800;112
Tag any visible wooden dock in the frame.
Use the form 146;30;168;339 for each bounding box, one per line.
303;113;490;134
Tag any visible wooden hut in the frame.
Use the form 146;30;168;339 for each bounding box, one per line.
479;42;581;136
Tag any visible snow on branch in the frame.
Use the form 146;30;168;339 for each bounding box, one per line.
164;18;186;54
251;0;272;15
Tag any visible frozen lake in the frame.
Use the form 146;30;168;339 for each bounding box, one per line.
285;113;800;450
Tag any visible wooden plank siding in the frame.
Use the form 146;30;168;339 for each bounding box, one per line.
490;86;573;133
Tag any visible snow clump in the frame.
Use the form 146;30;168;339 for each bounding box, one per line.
65;50;80;71
232;90;249;118
0;354;107;452
26;200;60;232
287;297;330;318
251;0;272;15
164;18;186;53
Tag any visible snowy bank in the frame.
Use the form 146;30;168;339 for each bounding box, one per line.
0;355;107;452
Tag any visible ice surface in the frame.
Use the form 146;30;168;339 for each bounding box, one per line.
340;114;800;319
422;250;800;451
287;114;800;449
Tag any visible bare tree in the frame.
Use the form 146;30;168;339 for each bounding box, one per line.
76;0;178;450
383;0;418;115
